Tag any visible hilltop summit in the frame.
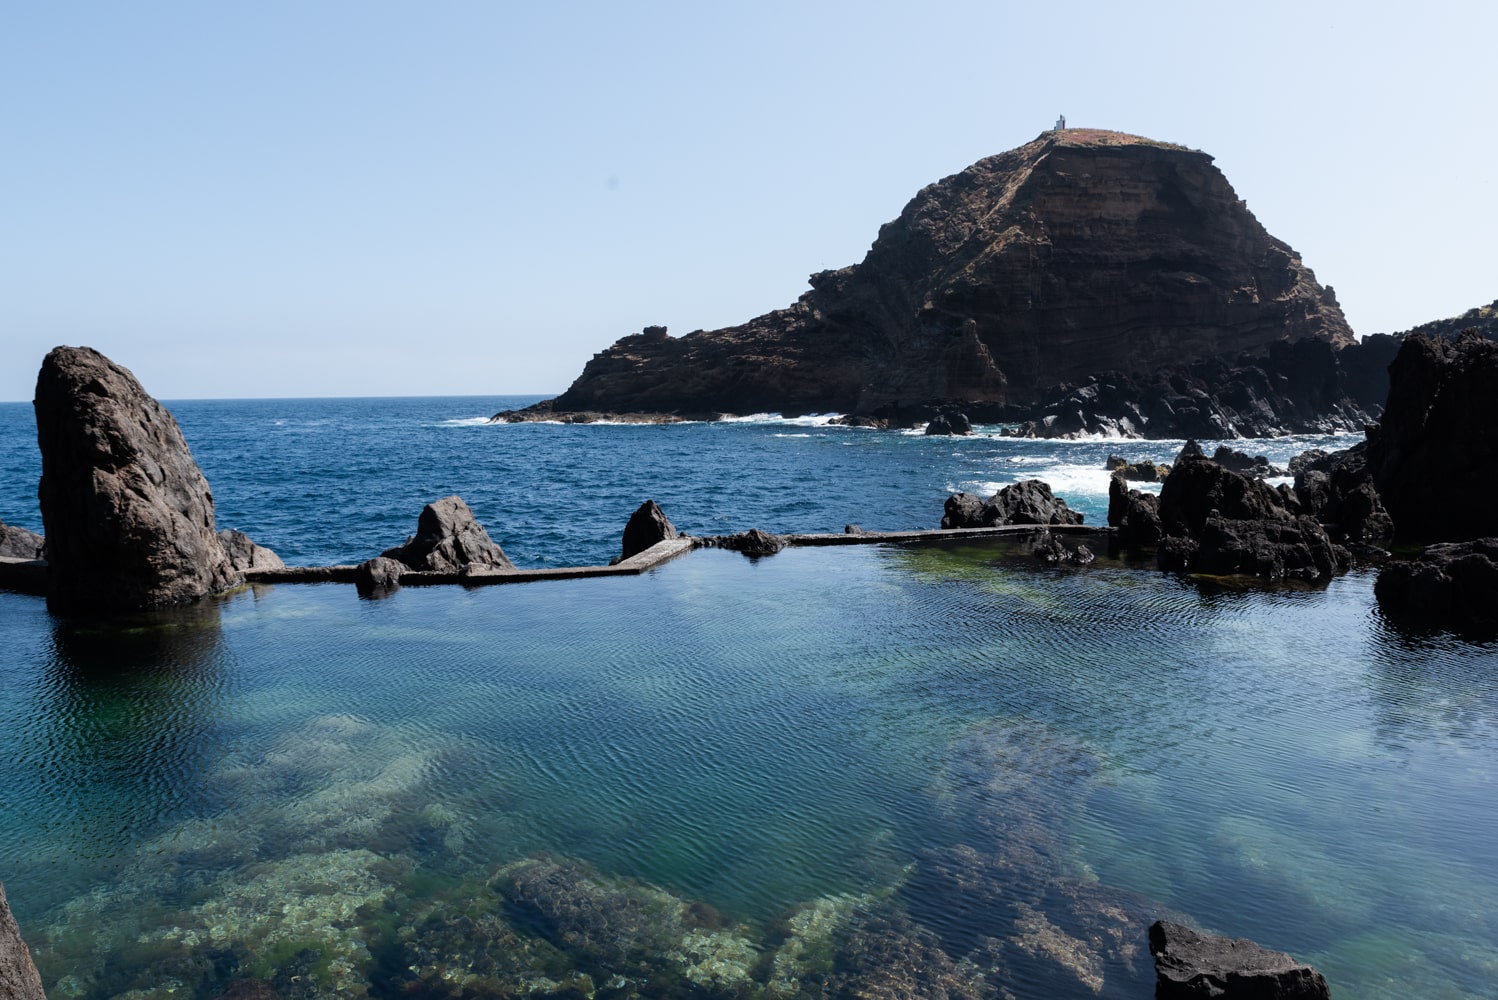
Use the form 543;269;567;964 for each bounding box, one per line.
515;129;1352;419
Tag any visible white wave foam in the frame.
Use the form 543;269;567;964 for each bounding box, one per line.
439;416;495;427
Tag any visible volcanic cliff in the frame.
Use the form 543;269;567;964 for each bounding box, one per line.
507;129;1352;422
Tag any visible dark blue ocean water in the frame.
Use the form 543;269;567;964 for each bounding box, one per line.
0;396;1357;568
1;397;1496;1000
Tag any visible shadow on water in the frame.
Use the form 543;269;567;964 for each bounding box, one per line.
17;600;233;909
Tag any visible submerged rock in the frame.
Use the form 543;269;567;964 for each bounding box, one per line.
1148;920;1330;999
1374;538;1498;633
381;495;515;573
942;480;1084;529
34;346;242;615
0;881;46;1000
618;499;679;562
827;911;994;1000
1032;533;1095;566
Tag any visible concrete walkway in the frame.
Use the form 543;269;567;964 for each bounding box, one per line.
243;524;1110;589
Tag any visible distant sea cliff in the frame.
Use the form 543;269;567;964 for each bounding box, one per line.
503;128;1365;432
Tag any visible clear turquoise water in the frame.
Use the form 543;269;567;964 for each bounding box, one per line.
1;398;1496;998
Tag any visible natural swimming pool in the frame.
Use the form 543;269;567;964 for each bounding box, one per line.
3;537;1495;999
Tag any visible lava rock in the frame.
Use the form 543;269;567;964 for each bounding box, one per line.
1367;331;1498;543
1108;474;1164;547
1033;533;1096;566
354;556;406;596
1209;446;1284;478
0;881;46;1000
1157;458;1348;580
1374;538;1498;633
707;527;788;557
381;496;515;572
507;130;1351;423
0;520;43;560
34;346;242;615
1149;920;1330;999
618;500;678;562
942;480;1084;529
218;529;285;573
1193;513;1350;581
924;411;973;436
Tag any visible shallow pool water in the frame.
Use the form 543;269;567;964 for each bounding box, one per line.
3;538;1495;999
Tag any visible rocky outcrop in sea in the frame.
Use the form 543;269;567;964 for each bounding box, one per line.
33;346;247;615
500;129;1355;428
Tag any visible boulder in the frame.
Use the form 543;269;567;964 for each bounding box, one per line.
1108;475;1164;547
1158;456;1292;540
618;500;679;562
0;881;46;1000
1209;446;1284;478
381;496;514;572
1192;514;1350;581
1148;920;1330;999
33;346;242;615
1173;438;1207;465
0;520;43;560
1374;538;1498;633
1157;458;1348;580
354;556;406;596
1366;331;1498;542
924;411;972;436
942;480;1084;529
708;527;787;557
218;529;285;573
1033;533;1095;566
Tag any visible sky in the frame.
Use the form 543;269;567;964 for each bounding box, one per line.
3;0;1495;402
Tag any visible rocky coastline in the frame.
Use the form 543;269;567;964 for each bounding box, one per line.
6;317;1498;997
498;128;1374;435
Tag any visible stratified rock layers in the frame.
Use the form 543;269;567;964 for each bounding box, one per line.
539;129;1351;417
34;346;241;615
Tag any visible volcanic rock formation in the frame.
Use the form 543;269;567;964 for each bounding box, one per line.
1366;331;1498;543
380;495;515;573
505;129;1352;422
0;881;45;1000
34;346;243;615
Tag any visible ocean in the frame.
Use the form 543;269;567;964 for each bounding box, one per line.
1;396;1495;999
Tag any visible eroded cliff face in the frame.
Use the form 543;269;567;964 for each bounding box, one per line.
528;129;1351;418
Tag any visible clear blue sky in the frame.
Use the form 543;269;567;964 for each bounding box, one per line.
4;1;1494;401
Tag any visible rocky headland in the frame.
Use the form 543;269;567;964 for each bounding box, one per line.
499;128;1370;435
